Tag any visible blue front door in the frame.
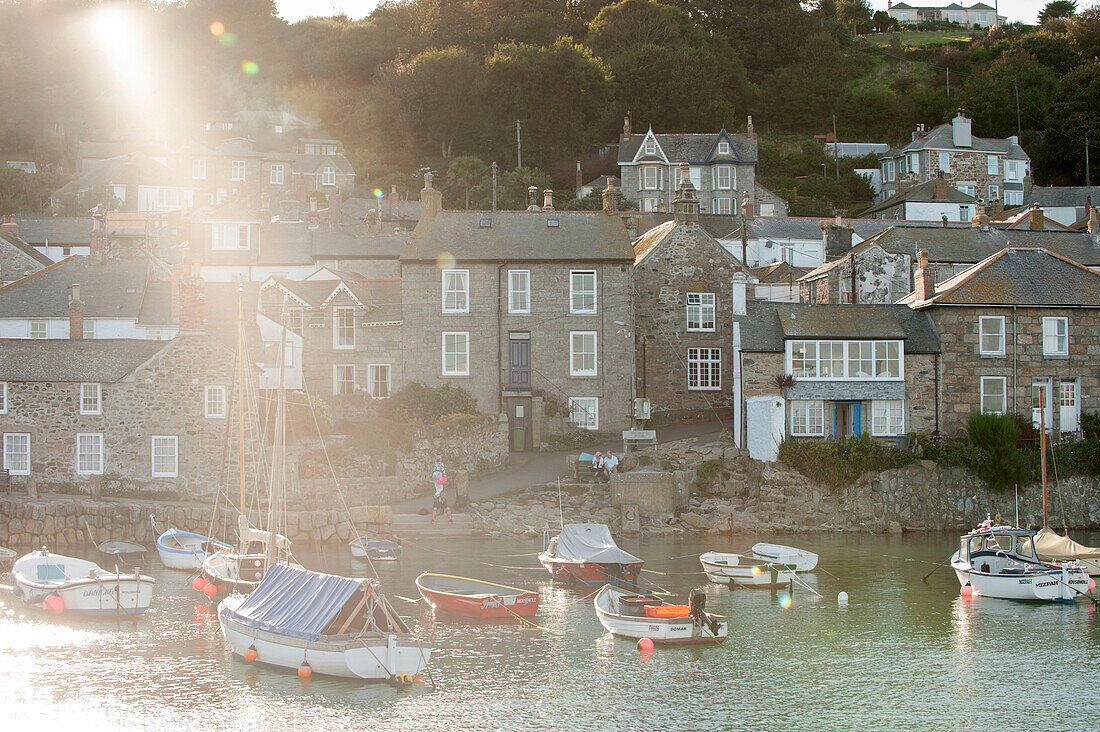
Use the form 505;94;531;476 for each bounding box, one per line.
833;402;863;439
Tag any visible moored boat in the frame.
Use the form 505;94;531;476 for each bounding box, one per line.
415;572;539;619
200;515;296;596
593;584;727;645
217;563;431;681
750;542;818;572
11;548;155;616
0;546;15;568
538;524;643;586
154;517;231;570
350;536;402;562
951;522;1090;603
1034;527;1100;577
699;551;798;589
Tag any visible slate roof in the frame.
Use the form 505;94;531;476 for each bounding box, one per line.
1026;187;1100;208
751;261;807;284
737;302;940;353
901;248;1100;308
886;121;1029;159
310;230;406;259
258;224;314;265
632;218;746;268
861;178;977;217
0;257;171;322
619;130;757;165
0;231;53;267
0;339;169;382
264;276;402;323
650;213;743;240
402;210;635;262
13;217;95;246
54;154;191;198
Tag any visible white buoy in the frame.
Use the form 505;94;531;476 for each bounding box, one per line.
837;591;849;606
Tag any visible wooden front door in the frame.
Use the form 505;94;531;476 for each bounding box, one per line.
509;336;531;389
505;397;533;452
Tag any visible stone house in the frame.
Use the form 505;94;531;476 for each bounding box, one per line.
631;164;752;430
900;247;1100;437
399;175;636;449
0;336;238;495
1021;187;1100;227
0;219;52;285
879;113;1029;207
257;271;402;417
735;302;940;459
887;2;1003;27
799;214;1100;305
862;176;980;222
617;117;784;215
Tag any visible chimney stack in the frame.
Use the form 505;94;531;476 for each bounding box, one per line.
602;176;620;215
746;115;754;138
673;163;699;223
1088;207;1100;244
175;262;205;333
389;184;398;218
307;196;320;230
69;283;84;340
0;215;18;236
328;191;343;223
542;189;554;211
952;110;972;148
419;171;442;222
1086;195;1093;219
915;249;936;301
1029;205;1044;230
526;185;540;211
933;174;949;200
89;213;106;263
971;200;989;230
621;114;631;143
941;214;949;228
741;190;753;219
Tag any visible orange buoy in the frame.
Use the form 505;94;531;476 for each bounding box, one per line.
637;637;654;653
961;584;973;597
298;662;312;679
192;577;209;592
42;594;65;615
203;583;219;598
244;646;258;663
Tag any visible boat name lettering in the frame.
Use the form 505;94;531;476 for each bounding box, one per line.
648;625;660;631
1035;581;1056;588
1019;579;1031;585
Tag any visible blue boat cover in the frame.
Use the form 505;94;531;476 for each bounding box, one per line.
228;563;363;641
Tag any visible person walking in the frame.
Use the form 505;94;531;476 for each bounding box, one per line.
430;456;452;523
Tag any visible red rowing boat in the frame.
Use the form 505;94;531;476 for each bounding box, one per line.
414;573;540;619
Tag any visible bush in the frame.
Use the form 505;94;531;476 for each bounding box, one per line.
965;412;1029;490
778;433;917;490
384;382;479;424
695;459;722;491
1082;411;1100;440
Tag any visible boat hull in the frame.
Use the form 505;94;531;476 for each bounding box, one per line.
218;597;430;680
349;538;401;562
156;529;231;570
750;543;818;572
415;573;539;619
593;586;727;645
952;553;1089;603
12;550;155;616
538;554;643;586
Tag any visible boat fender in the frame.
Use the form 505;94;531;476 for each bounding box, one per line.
961;583;973;597
42;594;65;615
637;638;654;653
298;662;312;679
244;646;258;663
203;583;219;598
192;577;209;593
394;673;414;686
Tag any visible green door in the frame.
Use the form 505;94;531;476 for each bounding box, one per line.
511;427;527;452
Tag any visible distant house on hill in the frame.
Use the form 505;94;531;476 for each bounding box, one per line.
887;2;1004;27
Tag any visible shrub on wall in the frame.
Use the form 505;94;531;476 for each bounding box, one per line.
965;412;1029;491
778;433;917;490
383;382;480;424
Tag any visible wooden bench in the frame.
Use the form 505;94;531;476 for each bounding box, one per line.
568;452;602;480
622;429;657;452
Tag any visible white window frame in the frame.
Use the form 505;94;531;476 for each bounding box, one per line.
717;141;730;155
713;165;734;190
231;159;246;182
1004;190;1023;206
80;383;101;415
29;320;46;339
788;340;903;380
367;364;391;399
988;184;999;201
644;139;656;155
508;270;530;314
151;436;178;478
642;197;658;213
210;223;250;251
1043;317;1068;356
333;306;355;349
987;155;999;175
270;164;284;185
980;376;1007;415
570;331;598;376
1005;160;1022;182
82;319;96;340
938;152;950;173
979;316;1006;356
192;159;206;180
871;400;905;436
333;364;356;395
688;347;722;390
568;397;599;431
442;332;470;376
713;197;732;215
884;160;895;182
790;400;824;437
686;292;716;331
76;433;104;475
321;166;336;187
569;270;597;314
641;166;659;190
3;433;30;475
442;269;470;314
0;382;6;414
204;385;227;419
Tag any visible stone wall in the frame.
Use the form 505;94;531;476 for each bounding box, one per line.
0;235;47;285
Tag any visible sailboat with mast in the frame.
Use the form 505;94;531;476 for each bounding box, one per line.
199;289;297;597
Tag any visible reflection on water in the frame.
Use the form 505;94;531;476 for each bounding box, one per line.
2;532;1099;729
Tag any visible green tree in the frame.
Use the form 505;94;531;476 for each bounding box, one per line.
1044;61;1100;182
836;0;873;34
443;155;490;209
1069;7;1100;59
959;51;1059;138
1011;30;1082;74
1039;1;1077;24
497;166;553;210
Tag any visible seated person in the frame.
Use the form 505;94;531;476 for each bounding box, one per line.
600;452;620;482
591;451;604;472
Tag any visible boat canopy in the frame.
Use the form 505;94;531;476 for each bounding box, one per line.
554;524;641;564
1035;527;1100;561
228;564;363;641
238;514;292;552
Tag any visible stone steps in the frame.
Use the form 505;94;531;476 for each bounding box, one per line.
391;512;477;538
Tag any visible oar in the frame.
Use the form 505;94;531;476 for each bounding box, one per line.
922;555;955;582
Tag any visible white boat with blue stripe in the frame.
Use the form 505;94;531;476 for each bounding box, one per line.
155;525;232;570
11;548;155;616
951;523;1090;603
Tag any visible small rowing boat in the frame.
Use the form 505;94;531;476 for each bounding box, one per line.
538;523;643;586
11;547;155;616
750;542;818;572
593;584;727;645
350;536;402;562
155;526;232;570
415;573;539;619
699;551;798;589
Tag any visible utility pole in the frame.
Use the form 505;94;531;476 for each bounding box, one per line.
491;161;498;211
946;68;950;99
833;114;839;182
1087;139;1091;188
516;120;522;169
1012;78;1022;140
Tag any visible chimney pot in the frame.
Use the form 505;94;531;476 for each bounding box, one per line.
542;189;554;211
526;185;539;211
741;190;753;219
0;215;18;236
941;214;948;228
576;161;582;191
1030;206;1044;230
1088;207;1100;241
746;115;754;137
602;177;620;215
915;249;936;301
69;282;84;339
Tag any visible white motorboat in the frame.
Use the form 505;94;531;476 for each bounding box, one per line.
951;523;1090;603
699;551;798;589
349;536;402;562
593;584;727;645
154;521;232;571
0;546;15;568
218;563;431;681
1034;527;1100;577
750;542;818;572
11;548;155;616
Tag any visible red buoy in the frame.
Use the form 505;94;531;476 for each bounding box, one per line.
244;646;258;663
637;637;654;653
203;583;218;598
42;594;65;615
192;577;209;593
298;662;312;679
961;584;973;597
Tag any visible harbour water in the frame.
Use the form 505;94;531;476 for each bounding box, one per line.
3;531;1099;730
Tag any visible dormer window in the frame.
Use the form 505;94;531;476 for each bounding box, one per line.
644;139;656;155
718;141;730;155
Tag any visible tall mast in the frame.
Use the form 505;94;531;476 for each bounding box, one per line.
1040;385;1048;528
236;284;246;519
265;301;289;568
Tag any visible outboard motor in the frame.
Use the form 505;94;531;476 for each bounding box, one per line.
689;588;720;636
